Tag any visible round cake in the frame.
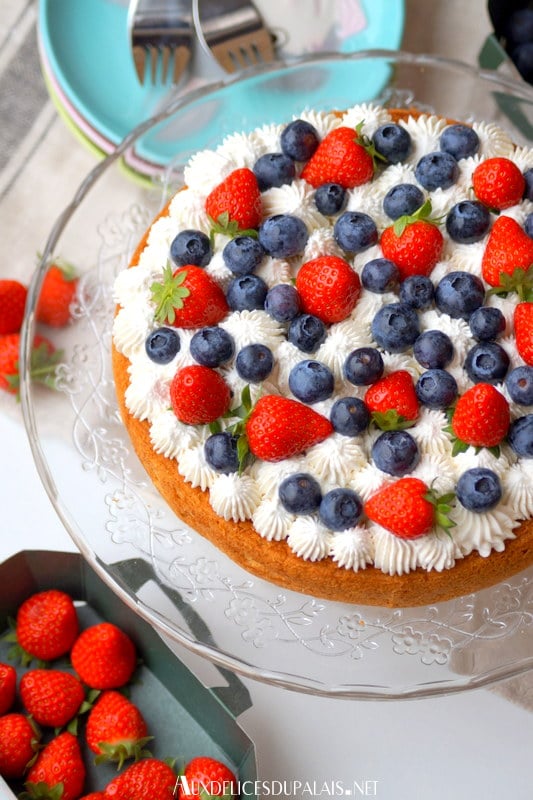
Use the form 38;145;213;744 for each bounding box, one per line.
112;105;533;608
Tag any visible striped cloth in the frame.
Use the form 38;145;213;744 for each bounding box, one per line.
0;0;145;288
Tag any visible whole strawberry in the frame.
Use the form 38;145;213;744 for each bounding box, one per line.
0;662;16;715
86;691;151;769
245;394;333;462
14;589;78;664
0;279;27;334
0;333;62;395
365;477;454;539
301;126;374;189
295;255;361;323
104;757;176;799
380;200;443;280
481;216;533;287
364;370;419;429
515;302;533;366
0;713;40;780
20;669;85;729
472;156;525;210
151;264;228;329
24;731;85;800
205;167;262;231
179;756;237;800
170;365;231;425
451;383;510;451
36;261;78;327
71;623;136;690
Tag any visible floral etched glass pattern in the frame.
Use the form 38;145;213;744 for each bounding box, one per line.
20;52;533;697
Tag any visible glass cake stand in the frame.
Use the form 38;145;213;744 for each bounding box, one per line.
20;51;533;699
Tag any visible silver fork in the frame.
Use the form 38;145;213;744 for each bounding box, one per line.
128;0;193;85
193;0;276;74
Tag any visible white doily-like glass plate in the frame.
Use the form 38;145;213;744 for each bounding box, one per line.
21;52;533;698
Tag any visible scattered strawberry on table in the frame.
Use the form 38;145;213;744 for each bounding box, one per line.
0;588;239;799
0;257;79;397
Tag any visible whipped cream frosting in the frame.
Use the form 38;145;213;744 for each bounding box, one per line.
113;104;532;579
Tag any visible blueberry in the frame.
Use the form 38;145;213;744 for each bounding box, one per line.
279;472;322;514
524;169;533;202
334;212;378;254
319;488;363;531
264;283;301;322
343;347;384;386
439;124;480;161
361;258;400;293
280;119;320;161
415;151;459;191
222;236;265;275
204;432;239;474
399;275;435;310
170;229;212;268
511;42;533;83
456;468;502;512
258;214;309;258
226;274;268;311
413;330;454;369
371;302;420;353
288;314;327;353
330;397;370;436
372;123;411;163
434;271;485;319
464;342;510;384
415;369;458;409
145;327;180;364
505;8;533;47
525;212;533;239
289;359;334;404
235;343;274;382
506;366;533;406
507;414;533;457
190;326;234;368
253;152;296;191
383;183;425;220
372;430;420;476
314;183;347;216
446;201;491;244
469;306;506;341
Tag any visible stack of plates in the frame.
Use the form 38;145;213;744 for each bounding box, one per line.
38;0;405;183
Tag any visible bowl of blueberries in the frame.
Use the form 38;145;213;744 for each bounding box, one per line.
487;0;533;84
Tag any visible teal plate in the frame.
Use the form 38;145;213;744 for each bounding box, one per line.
39;0;404;168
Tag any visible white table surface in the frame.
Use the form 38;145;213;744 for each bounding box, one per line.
2;1;533;798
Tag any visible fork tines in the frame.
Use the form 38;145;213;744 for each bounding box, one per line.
196;0;276;74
